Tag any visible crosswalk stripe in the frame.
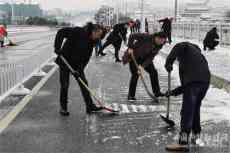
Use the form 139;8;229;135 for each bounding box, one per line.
148;105;157;112
120;104;129;113
136;105;147;112
111;103;119;111
130;105;138;113
105;102;166;114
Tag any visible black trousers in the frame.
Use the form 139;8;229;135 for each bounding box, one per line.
59;64;94;110
98;39;122;60
166;31;172;44
128;61;161;97
0;40;4;47
180;83;209;134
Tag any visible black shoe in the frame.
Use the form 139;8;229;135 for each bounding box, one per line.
59;109;70;116
191;133;200;145
179;132;189;145
203;46;206;51
86;106;104;114
128;96;136;101
115;59;121;62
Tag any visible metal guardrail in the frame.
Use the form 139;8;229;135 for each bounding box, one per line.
0;49;55;102
149;21;230;47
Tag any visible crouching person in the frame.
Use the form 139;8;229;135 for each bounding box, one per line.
164;42;210;151
122;32;167;101
203;27;219;51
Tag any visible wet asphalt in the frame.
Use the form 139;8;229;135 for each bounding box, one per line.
0;44;229;153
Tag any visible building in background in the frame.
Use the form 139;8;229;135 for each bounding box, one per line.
94;5;115;26
180;0;211;20
0;2;42;24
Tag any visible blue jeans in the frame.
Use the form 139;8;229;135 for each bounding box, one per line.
180;83;209;134
95;40;102;56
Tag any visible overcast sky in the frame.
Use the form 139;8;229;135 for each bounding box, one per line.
39;0;190;11
3;0;230;11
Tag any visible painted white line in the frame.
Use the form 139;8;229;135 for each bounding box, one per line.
111;103;119;112
120;104;129;113
0;65;58;134
136;105;147;112
130;105;138;113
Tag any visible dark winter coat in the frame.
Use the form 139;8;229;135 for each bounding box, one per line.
159;18;172;33
203;28;219;46
106;23;127;43
122;33;163;67
165;42;210;95
54;27;95;70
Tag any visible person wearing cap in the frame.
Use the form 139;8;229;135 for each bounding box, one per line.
164;42;210;151
122;32;167;101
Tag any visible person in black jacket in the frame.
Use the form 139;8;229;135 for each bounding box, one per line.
54;22;104;116
164;42;210;151
158;17;173;44
97;23;128;62
203;27;219;51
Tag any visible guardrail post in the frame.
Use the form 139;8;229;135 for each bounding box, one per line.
11;64;30;96
219;23;223;46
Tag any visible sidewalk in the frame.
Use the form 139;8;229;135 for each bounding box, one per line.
162;37;230;93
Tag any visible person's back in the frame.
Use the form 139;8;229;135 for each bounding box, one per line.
55;26;94;68
166;42;210;86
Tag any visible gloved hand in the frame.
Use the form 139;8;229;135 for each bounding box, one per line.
73;71;80;78
164;90;176;97
155;91;165;97
165;64;173;72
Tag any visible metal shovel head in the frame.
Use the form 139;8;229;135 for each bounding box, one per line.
160;114;175;127
8;41;17;46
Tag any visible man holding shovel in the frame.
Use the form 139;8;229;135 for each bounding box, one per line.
164;42;210;151
122;32;167;101
54;22;105;116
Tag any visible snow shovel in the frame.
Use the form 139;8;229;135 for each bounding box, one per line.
60;55;119;114
5;37;17;46
130;52;158;102
160;72;175;127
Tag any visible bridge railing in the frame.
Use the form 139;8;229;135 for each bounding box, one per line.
0;48;55;103
149;21;230;46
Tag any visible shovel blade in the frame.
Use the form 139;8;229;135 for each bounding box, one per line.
160;114;175;127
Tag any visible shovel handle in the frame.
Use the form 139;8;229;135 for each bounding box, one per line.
59;55;118;113
166;72;171;118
